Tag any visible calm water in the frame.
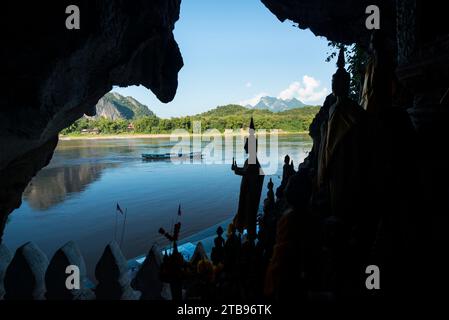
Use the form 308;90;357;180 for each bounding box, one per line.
4;134;312;277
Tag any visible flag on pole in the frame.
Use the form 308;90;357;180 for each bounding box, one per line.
178;204;182;216
116;203;124;215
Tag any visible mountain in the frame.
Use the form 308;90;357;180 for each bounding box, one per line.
247;96;306;112
88;92;155;120
199;104;319;117
192;104;320;132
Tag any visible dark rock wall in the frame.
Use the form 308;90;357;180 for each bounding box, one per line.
263;0;449;295
0;0;183;237
395;0;449;293
0;137;58;241
261;0;396;47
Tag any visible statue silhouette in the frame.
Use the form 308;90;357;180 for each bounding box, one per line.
275;155;295;199
315;47;382;297
360;30;396;115
211;226;225;266
317;47;369;219
231;117;265;241
263;178;275;213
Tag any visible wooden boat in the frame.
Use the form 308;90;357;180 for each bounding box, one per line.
141;152;202;161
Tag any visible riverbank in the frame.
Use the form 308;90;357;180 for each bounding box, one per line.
59;131;310;140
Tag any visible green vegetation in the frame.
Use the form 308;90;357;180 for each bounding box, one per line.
61;117;131;135
60;104;320;136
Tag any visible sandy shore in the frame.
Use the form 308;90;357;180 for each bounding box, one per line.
59;131;309;141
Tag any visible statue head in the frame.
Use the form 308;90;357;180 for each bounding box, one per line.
332;47;350;98
284;155;290;165
249;117;255;130
244;117;257;158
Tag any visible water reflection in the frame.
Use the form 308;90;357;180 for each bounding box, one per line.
24;163;119;210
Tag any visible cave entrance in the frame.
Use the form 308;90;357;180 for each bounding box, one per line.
3;0;341;279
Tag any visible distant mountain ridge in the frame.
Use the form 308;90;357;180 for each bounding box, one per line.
88;92;154;120
199;104;319;117
88;93;310;122
246;96;306;112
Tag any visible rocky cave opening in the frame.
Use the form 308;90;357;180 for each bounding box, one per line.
1;0;449;301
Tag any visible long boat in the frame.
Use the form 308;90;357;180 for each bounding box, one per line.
141;152;203;161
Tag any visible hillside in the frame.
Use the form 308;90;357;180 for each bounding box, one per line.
88;92;154;120
188;104;320;132
62;100;321;135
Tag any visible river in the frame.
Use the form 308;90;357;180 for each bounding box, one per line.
3;133;312;277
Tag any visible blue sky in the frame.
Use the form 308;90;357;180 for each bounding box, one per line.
113;0;336;118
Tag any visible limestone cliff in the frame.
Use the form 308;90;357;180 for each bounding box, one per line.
88;93;154;121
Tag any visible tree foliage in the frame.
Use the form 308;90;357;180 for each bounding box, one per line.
61;105;321;135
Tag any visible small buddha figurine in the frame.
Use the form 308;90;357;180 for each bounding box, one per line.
224;223;241;272
259;178;277;257
282;155;291;182
262;178;276;228
276;155;295;199
211;226;225;266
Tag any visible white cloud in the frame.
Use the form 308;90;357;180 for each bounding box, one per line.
278;76;328;104
237;75;328;107
238;92;268;106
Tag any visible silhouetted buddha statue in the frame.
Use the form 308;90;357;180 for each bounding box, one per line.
316;48;370;221
211;226;225;266
231;117;265;241
263;178;275;213
306;93;338;219
306;94;337;178
358;31;421;296
224;223;241;273
265;170;312;300
276;155;295;199
360;30;396;115
259;178;277;258
316;48;381;296
282;155;292;181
